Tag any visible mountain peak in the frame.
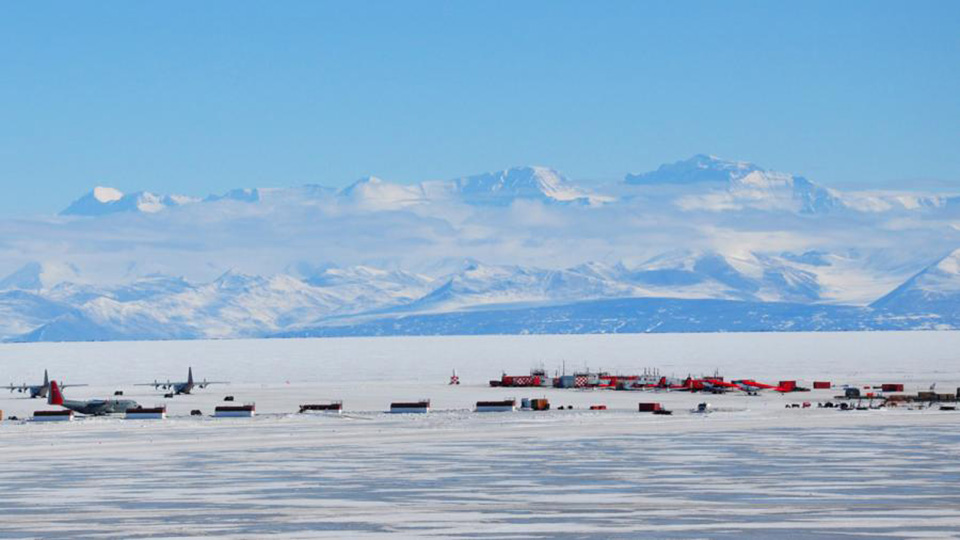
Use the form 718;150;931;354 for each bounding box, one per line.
452;166;593;205
871;248;960;315
61;187;197;216
625;155;763;186
61;187;128;216
337;176;426;209
92;186;124;203
0;261;81;291
342;176;385;190
206;188;261;203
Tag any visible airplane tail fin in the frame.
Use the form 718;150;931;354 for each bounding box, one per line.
44;369;49;386
188;367;194;385
48;380;64;406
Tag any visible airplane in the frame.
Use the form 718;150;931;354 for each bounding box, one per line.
703;378;743;392
658;376;743;393
732;379;796;393
135;367;228;395
3;369;87;398
47;380;139;416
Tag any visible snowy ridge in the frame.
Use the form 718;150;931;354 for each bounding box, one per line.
61;187;200;216
625;154;762;185
871;248;960;324
56;157;958;218
60;166;605;216
1;249;958;342
4;154;958;341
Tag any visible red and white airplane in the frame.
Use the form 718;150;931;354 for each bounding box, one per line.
733;379;797;393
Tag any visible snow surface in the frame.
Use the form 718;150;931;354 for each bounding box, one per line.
1;332;960;538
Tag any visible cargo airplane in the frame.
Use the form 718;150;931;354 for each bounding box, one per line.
48;380;139;415
136;367;227;395
3;369;87;399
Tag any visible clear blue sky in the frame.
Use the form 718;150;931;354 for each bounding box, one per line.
1;1;958;215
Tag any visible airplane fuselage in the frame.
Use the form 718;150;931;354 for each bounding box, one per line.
60;398;139;416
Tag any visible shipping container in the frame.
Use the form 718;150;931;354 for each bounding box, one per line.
33;410;74;422
299;402;343;414
390;400;430;414
813;381;831;389
881;383;905;392
529;398;550;411
476;399;517;412
214;404;256;417
638;402;662;412
125;407;166;420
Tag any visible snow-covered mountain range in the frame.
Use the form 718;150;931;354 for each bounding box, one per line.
3;155;960;341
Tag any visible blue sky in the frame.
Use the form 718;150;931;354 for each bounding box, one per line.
1;0;958;215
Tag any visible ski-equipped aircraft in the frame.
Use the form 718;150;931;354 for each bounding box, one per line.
702;378;743;391
3;369;87;398
47;380;139;416
732;379;796;393
135;367;228;395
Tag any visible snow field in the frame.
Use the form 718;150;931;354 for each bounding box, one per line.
1;332;959;538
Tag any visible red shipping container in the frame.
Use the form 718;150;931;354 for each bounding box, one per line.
638;402;662;412
778;380;797;392
813;381;831;389
530;398;550;411
881;383;904;392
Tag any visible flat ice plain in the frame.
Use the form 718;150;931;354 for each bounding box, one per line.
2;331;960;539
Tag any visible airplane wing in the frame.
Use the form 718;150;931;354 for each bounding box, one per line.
196;381;229;388
739;379;777;389
3;384;28;391
705;379;739;389
60;384;89;389
134;381;177;388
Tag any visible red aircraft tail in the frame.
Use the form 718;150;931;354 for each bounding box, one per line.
48;380;64;406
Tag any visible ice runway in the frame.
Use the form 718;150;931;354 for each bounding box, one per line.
2;411;960;539
2;332;960;538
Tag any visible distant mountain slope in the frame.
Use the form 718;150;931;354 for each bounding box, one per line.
444;166;600;206
871;249;960;324
5;153;957;342
0;291;74;338
626;155;842;214
58;166;607;216
1;249;957;342
626;154;762;185
275;297;931;338
56;156;958;219
61;187;198;216
0;262;81;291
